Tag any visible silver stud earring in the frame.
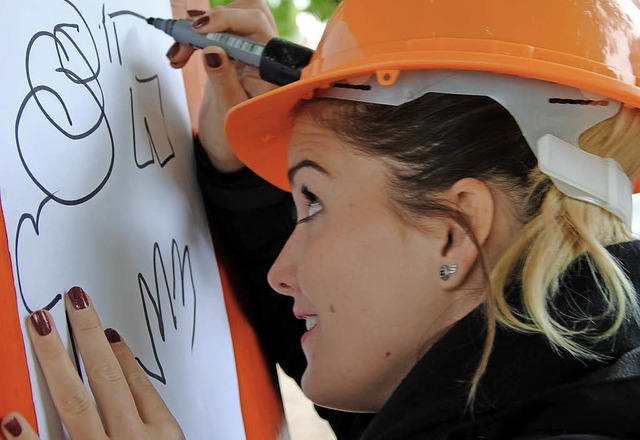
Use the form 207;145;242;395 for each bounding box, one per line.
439;264;458;281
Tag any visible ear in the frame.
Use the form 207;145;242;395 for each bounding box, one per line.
438;178;495;290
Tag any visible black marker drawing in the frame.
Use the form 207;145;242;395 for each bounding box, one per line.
108;10;147;21
14;197;62;313
130;75;176;169
102;8;144;66
106;10;147;65
101;4;112;64
12;0;115;316
10;0;194;397
136;240;197;384
113;22;123;65
15;2;115;206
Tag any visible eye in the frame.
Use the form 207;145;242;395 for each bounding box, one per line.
297;185;323;224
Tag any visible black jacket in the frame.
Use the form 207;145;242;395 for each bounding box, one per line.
195;140;640;440
360;240;640;440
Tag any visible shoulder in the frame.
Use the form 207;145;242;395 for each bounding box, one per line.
449;353;640;440
508;354;640;440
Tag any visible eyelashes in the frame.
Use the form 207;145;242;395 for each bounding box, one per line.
297;185;323;224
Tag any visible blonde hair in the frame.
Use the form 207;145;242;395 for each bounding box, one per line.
470;107;640;401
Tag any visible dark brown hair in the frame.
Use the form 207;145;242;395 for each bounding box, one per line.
306;93;539;222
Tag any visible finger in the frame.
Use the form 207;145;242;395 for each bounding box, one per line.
27;310;105;439
185;9;207;19
64;287;142;436
1;413;39;439
225;0;278;35
203;44;268;103
166;42;196;69
105;329;178;426
237;64;278;99
199;47;247;171
163;8;205;69
192;6;276;42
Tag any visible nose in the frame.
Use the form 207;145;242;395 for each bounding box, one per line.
267;232;299;298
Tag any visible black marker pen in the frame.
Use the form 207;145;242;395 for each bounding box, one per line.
147;18;314;86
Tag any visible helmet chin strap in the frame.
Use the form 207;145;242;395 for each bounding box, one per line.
315;70;633;227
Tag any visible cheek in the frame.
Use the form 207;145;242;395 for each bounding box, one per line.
296;223;355;296
296;220;449;409
299;215;442;323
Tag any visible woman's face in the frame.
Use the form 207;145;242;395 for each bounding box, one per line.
268;107;473;412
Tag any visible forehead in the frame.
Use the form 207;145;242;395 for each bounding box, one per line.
287;108;347;164
287;108;390;186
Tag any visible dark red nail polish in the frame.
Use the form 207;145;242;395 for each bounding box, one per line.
187;9;206;17
3;416;22;437
30;311;51;336
192;15;210;29
68;286;88;310
105;328;121;343
205;53;222;69
166;42;180;58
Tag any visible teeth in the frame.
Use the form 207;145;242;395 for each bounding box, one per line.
305;316;318;331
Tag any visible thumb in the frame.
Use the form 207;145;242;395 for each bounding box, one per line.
1;412;40;439
201;46;250;110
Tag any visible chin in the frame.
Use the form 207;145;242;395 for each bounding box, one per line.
301;368;380;413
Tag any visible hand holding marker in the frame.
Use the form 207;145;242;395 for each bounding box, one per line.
148;18;314;86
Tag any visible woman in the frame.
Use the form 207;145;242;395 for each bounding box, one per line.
3;0;640;439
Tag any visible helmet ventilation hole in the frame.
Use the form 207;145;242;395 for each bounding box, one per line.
548;98;610;106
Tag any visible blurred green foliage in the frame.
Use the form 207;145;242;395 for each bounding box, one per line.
209;0;340;41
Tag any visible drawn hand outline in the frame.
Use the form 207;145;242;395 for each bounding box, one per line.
136;239;197;385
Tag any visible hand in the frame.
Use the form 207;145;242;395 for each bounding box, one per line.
1;287;183;440
167;0;279;172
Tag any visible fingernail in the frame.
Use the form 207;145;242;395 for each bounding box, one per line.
3;417;22;437
166;42;180;59
187;9;206;17
205;53;222;69
192;15;210;29
30;311;51;336
68;286;88;310
105;328;121;343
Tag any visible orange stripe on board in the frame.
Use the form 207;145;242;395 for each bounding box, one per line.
0;200;37;432
217;261;285;440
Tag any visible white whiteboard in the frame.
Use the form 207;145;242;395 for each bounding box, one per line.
0;0;245;438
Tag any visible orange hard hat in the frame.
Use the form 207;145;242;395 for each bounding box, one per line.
225;0;640;191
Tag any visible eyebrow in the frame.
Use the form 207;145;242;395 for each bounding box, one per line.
288;159;330;184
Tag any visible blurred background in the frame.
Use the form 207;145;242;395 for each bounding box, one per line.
210;0;338;45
